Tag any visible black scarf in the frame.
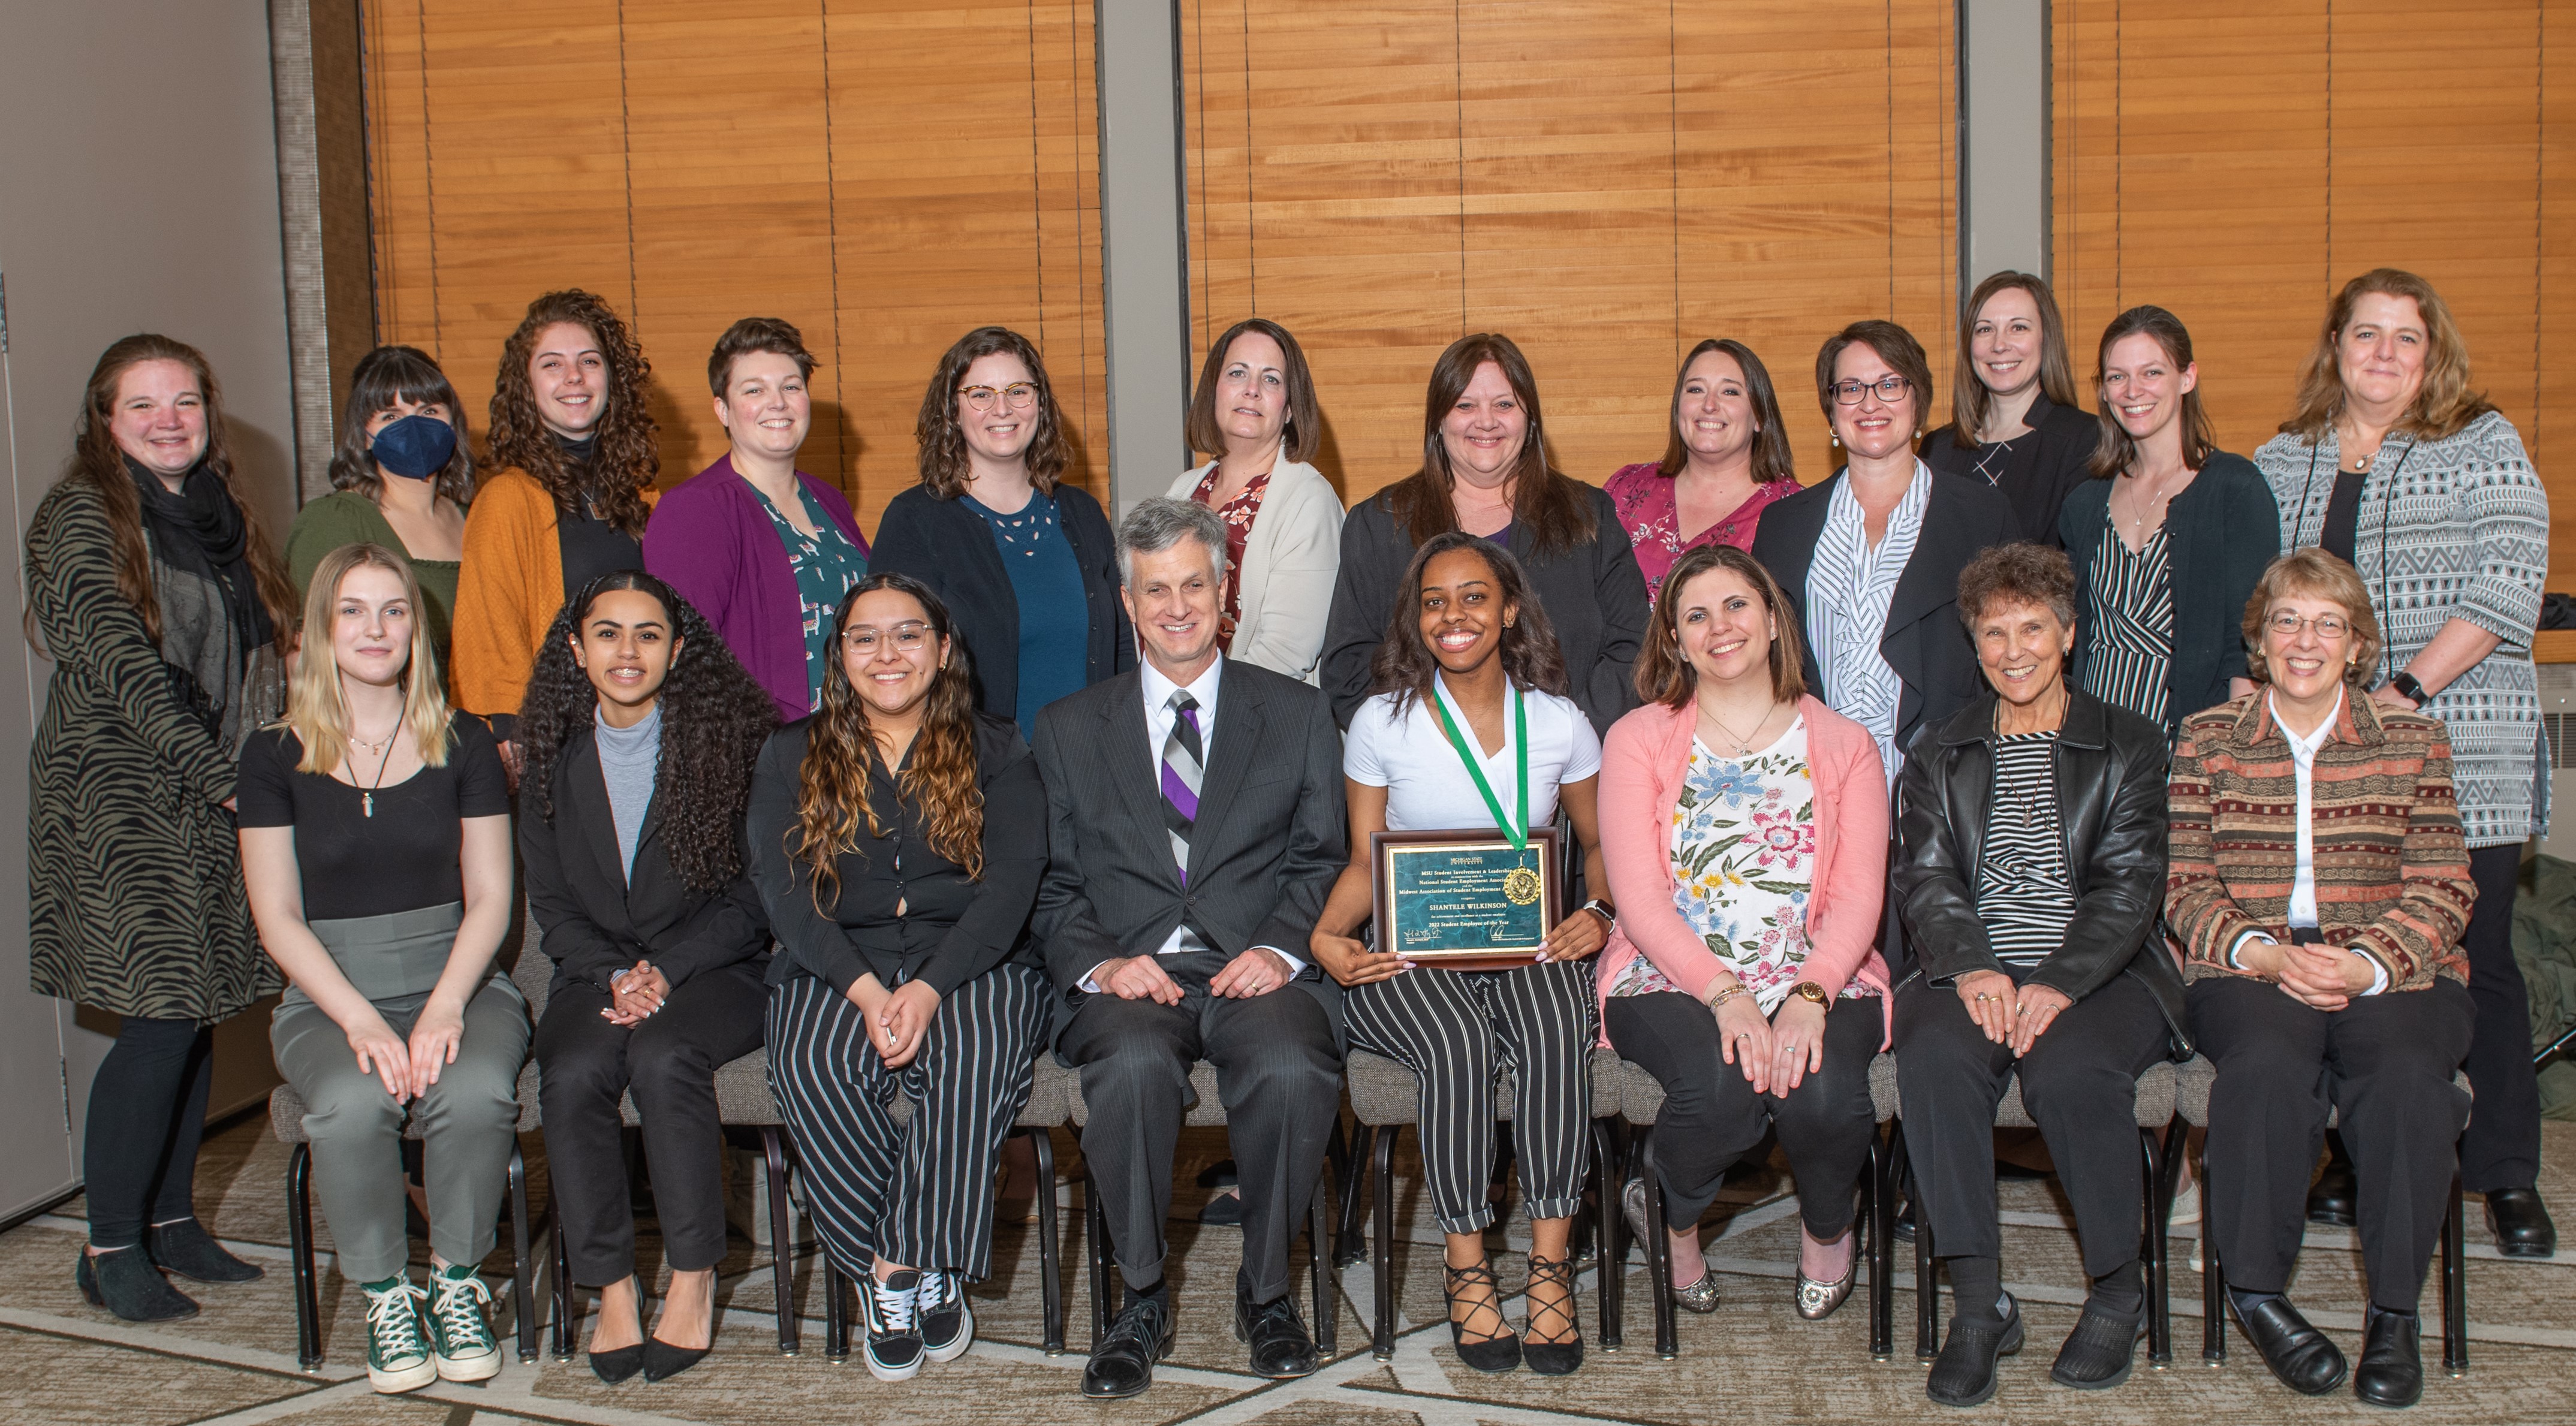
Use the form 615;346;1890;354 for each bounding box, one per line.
126;455;274;653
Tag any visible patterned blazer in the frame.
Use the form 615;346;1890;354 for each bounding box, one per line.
2166;690;2476;992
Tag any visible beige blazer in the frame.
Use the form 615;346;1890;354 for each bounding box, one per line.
1169;458;1343;683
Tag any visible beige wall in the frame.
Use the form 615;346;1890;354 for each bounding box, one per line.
0;1;297;1220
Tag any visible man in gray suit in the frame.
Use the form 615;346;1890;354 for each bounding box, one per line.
1032;498;1346;1398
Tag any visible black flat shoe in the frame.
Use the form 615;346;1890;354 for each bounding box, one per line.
1443;1261;1521;1374
2485;1187;2557;1259
76;1247;198;1322
1926;1298;2023;1407
1198;1188;1246;1227
2307;1139;2358;1227
146;1218;262;1283
588;1343;644;1384
640;1337;710;1383
1234;1286;1319;1379
2355;1308;2424;1409
2049;1301;2146;1390
2229;1292;2348;1396
1081;1297;1173;1398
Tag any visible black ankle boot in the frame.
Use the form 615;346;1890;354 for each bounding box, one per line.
147;1218;263;1283
76;1247;198;1322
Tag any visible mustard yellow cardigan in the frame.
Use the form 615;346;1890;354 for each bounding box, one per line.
448;467;656;722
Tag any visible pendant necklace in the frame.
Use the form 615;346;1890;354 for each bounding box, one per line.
1701;701;1776;757
351;726;397;818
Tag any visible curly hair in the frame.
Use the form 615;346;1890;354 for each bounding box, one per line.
1368;530;1571;717
516;571;776;893
797;573;986;910
913;326;1071;499
484;290;658;538
327;345;476;507
2280;267;2497;443
1956;541;2077;631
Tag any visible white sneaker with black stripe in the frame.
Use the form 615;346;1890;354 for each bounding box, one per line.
918;1269;974;1362
860;1268;924;1382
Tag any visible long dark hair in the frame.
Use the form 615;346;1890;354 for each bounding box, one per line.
484;290;658;537
797;572;987;908
913;326;1073;499
2087;306;2219;480
1656;338;1796;484
1635;544;1806;707
1376;332;1596;562
328;345;476;506
38;333;297;652
517;571;777;893
1951;271;2080;438
1367;530;1570;717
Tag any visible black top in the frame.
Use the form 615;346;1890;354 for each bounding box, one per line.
519;726;772;996
1319;481;1650;736
867;483;1134;725
236;713;510;920
2060;453;2281;738
747;712;1048;998
2319;468;2367;565
1921;391;2102;548
551;433;646;597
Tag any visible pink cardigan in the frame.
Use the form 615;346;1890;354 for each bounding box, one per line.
1592;694;1893;1048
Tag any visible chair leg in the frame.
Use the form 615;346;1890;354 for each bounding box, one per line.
507;1144;537;1364
1027;1128;1065;1355
1869;1127;1895;1361
1372;1124;1398;1361
1908;1130;1938;1361
287;1142;323;1372
1309;1161;1337;1356
823;1253;850;1363
1641;1132;1677;1360
2442;1172;2468;1376
550;1208;576;1361
1086;1171;1114;1350
1336;1124;1373;1268
1592;1120;1623;1352
2140;1125;2170;1366
2201;1150;2226;1365
762;1127;800;1356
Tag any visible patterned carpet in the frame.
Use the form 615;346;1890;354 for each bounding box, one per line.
2;1116;2571;1426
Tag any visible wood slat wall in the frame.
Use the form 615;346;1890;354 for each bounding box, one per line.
2053;0;2568;599
363;0;1106;523
1180;1;1958;503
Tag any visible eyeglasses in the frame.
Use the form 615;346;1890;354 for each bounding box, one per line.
2264;611;2351;640
1830;375;1912;406
957;382;1039;413
842;623;930;653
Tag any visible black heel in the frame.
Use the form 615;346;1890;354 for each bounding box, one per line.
1444;1261;1522;1373
588;1343;644;1385
1521;1255;1585;1376
640;1337;710;1383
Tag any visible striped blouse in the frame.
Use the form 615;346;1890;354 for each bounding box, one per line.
1976;732;2076;967
2078;522;2174;734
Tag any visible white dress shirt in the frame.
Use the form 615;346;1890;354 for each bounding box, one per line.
1806;460;1931;785
2229;687;2387;995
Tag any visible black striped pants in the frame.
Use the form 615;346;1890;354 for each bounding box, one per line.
767;964;1052;1280
1343;958;1596;1234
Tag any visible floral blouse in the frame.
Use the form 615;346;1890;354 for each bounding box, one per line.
1606;719;1872;1011
1189;465;1270;652
1604;463;1800;605
751;483;871;710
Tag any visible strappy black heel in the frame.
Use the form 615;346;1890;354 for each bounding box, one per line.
1521;1255;1584;1376
1444;1260;1522;1373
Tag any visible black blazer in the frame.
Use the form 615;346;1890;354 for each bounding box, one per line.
520;728;772;997
1891;687;2187;1053
1751;468;2015;761
867;483;1135;723
1029;657;1348;1049
2059;453;2279;738
1319;481;1650;736
1922;390;2102;547
746;712;1046;997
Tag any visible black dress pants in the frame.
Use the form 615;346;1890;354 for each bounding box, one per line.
1061;951;1341;1304
2460;843;2542;1193
1894;970;2168;1278
1605;990;1880;1235
2191;974;2474;1310
536;961;769;1287
83;1015;215;1249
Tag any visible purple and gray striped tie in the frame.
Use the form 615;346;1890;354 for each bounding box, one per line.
1161;691;1203;884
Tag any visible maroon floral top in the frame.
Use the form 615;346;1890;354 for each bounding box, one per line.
1605;462;1800;605
1188;465;1271;652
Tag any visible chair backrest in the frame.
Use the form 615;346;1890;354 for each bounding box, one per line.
508;893;550;1019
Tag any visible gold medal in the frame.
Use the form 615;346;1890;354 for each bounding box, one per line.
1502;866;1542;906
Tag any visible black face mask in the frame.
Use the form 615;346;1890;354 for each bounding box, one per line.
370;414;457;480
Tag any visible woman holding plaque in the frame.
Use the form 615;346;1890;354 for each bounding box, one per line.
1309;530;1611;1377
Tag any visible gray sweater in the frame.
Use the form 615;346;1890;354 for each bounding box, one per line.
594;701;662;880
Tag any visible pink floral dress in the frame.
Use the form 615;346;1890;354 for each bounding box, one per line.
1604;462;1800;605
1188;465;1270;653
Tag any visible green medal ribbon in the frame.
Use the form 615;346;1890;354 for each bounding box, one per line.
1429;681;1529;851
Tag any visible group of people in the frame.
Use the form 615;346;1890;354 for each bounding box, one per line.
25;263;2552;1412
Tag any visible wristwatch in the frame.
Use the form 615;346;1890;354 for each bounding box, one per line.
1580;897;1616;927
1790;981;1829;1006
2385;671;2429;706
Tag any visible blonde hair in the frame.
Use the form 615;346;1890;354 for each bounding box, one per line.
2280;268;2497;443
2241;550;2384;689
285;544;454;773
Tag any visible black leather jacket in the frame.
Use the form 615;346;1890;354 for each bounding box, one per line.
1893;686;2189;1055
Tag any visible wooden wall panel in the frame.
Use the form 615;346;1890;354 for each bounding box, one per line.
361;0;1104;521
1182;1;1957;502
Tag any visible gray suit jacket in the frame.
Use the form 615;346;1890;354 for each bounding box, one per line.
1029;658;1349;1050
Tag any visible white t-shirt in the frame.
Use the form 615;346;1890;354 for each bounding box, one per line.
1345;680;1602;833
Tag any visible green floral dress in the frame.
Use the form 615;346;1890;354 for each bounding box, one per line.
751;484;870;710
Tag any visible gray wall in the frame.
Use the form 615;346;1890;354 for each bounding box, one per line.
0;1;298;1223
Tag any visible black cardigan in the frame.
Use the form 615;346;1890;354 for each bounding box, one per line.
1319;481;1651;735
746;712;1047;998
1750;467;2016;760
1922;390;2102;548
867;483;1135;724
2059;451;2280;738
520;728;772;997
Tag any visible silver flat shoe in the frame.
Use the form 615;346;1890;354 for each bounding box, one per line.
1619;1176;1652;1252
1794;1247;1858;1321
1672;1270;1721;1313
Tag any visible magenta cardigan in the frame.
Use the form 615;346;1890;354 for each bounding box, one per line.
641;454;869;722
1593;694;1894;1048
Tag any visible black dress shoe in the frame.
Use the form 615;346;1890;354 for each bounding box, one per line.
2354;1308;2424;1409
1235;1287;1319;1378
2048;1302;2146;1390
1198;1189;1246;1227
76;1247;198;1322
1926;1298;2023;1407
1893;1197;1917;1243
1081;1297;1173;1399
588;1343;644;1384
2485;1187;2557;1258
2307;1139;2358;1227
146;1218;263;1283
2228;1292;2348;1396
